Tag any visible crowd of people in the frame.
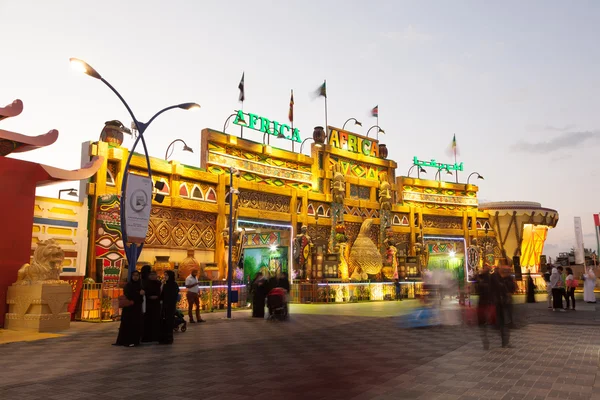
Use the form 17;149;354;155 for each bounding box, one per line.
476;265;515;349
250;271;290;318
113;266;181;347
544;265;597;311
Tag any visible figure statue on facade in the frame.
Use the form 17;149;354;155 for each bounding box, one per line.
414;235;429;275
385;239;399;279
294;225;313;279
331;163;345;204
378;174;392;211
15;239;67;285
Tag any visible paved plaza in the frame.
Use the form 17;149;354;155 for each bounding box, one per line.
1;298;600;400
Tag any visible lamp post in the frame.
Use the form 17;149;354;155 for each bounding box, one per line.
467;172;484;185
299;138;323;153
342;118;362;130
165;139;193;161
223;112;242;134
58;188;78;199
70;58;200;280
407;165;427;179
227;167;240;319
434;168;453;182
366;125;385;141
262;130;286;145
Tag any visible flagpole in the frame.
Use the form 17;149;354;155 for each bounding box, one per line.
454;134;459;183
241;100;244;139
324;80;329;141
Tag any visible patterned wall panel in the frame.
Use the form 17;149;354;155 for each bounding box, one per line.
238;190;290;213
145;206;217;250
95;194;125;287
329;156;386;180
422;215;463;230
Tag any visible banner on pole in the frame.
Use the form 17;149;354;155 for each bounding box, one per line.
124;173;153;243
574;216;585;265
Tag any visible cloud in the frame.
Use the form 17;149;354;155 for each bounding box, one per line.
380;25;433;45
527;124;577;132
511;130;600;154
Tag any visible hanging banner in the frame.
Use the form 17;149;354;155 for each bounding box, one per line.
124;173;153;243
574;216;585;265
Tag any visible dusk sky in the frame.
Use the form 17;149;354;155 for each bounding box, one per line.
1;1;599;259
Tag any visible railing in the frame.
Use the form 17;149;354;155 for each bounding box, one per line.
176;281;249;313
290;280;424;303
81;283;123;322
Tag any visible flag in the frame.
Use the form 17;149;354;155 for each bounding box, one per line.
371;105;379;117
288;90;294;123
446;134;460;158
238;72;245;102
316;81;327;98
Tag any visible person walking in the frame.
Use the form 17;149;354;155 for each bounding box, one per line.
583;267;597;303
159;270;180;345
476;265;494;350
544;266;552;309
394;279;402;301
550;267;565;311
185;269;205;323
558;266;568;308
251;272;267;318
141;271;162;342
113;270;144;347
565;267;576;310
491;266;515;348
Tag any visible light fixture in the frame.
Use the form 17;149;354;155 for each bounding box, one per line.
449;251;456;258
165;139;193;160
270;245;278;252
467;172;484;185
69;58;102;79
299;138;322;153
342;118;362;130
366;125;385;138
58;188;78;199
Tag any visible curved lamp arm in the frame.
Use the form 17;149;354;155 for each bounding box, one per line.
165;139;193;160
300;138;314;153
342;118;362;130
467;172;484;185
223;112;237;133
366;125;385;138
407;165;416;177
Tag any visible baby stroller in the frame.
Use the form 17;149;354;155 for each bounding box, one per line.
267;287;288;321
174;309;187;332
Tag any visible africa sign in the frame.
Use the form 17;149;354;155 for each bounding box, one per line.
328;128;379;158
233;110;301;143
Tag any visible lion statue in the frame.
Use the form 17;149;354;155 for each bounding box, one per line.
15;239;67;285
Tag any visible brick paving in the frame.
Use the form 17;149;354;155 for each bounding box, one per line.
1;299;600;399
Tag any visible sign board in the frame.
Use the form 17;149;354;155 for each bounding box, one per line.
233;110;301;143
412;156;464;172
328;127;379;157
124;173;153;243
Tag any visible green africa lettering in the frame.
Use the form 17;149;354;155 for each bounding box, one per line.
233;110;301;143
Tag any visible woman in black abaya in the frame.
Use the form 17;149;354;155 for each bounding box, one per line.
141;271;162;342
159;270;180;345
251;272;267;318
114;270;144;347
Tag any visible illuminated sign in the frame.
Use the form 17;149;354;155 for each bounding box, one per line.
413;156;463;172
233;110;301;143
329;128;379;158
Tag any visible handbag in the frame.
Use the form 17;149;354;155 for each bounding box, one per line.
118;295;134;308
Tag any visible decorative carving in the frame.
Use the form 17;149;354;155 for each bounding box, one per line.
146;206;217;249
15;239;67;285
293;225;314;279
422;215;462;230
238;190;290;213
378;174;392;211
349;219;383;277
331;162;345;203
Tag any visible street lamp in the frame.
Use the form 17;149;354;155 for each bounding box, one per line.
342;118;362;130
434;168;453;181
165;139;193;161
366;125;385;140
58;188;78;199
70;57;200;280
467;172;484;185
407;165;427;179
227;166;240;319
299;138;323;153
223;112;243;134
263;130;286;145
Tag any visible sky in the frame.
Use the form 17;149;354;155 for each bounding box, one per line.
1;0;599;260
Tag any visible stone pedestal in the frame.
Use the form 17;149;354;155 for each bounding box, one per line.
5;283;71;332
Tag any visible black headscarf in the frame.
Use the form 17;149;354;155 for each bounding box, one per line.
140;265;152;281
125;271;143;303
161;270;180;307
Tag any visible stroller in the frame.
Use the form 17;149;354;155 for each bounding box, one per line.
267;287;288;321
174;309;187;332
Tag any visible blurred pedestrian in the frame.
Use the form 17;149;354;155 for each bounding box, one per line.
141;271;162;343
491;266;515;348
159;270;180;345
113;270;144;347
550;267;565;311
558;266;568;308
565;267;576;310
544;266;552;309
476;264;494;350
394;278;402;301
583;267;597;303
251;272;267;318
526;271;536;303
